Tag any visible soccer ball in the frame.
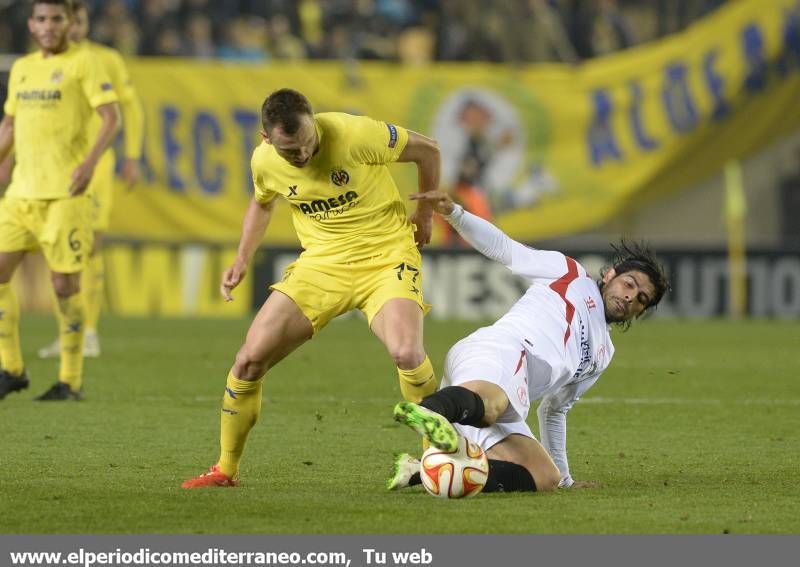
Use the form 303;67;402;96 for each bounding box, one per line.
420;437;489;498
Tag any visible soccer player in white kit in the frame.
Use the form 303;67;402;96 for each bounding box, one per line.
389;190;668;493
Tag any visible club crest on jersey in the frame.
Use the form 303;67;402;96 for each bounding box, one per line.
50;69;64;84
517;386;529;407
330;168;350;186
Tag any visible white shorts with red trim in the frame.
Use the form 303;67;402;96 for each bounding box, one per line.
442;327;533;424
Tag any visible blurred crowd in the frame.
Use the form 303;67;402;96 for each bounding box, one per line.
0;0;727;63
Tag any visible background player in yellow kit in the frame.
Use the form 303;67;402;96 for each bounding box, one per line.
182;88;441;488
0;0;120;401
37;0;144;360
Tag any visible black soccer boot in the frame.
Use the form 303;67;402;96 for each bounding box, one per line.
34;381;83;401
0;369;29;400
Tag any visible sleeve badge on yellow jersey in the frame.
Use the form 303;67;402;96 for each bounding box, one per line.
387;123;398;148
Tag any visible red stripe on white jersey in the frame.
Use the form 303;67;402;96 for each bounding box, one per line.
548;257;579;346
514;350;525;375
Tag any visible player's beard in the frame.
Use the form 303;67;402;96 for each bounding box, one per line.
603;296;628;323
36;31;69;54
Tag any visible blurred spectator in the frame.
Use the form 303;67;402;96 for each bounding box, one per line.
154;24;184;57
528;0;579;63
184;12;216;58
217;16;269;62
397;26;435;65
0;0;730;61
113;19;143;56
269;13;306;60
298;0;325;56
592;0;635;56
436;0;473;61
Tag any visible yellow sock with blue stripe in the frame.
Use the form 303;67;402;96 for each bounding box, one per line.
218;372;263;478
0;283;24;375
397;355;437;403
57;293;85;391
83;253;105;334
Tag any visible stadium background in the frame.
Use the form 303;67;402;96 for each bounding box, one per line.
1;0;799;321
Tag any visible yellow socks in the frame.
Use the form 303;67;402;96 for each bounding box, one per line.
56;293;85;391
0;283;24;375
82;253;104;334
218;372;263;478
398;355;437;403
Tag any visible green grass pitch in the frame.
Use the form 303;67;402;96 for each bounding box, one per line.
0;315;797;534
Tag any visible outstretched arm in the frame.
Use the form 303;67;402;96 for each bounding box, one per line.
410;190;515;267
410;190;577;281
536;377;600;488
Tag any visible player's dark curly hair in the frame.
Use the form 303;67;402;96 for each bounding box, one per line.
261;89;313;135
599;239;670;325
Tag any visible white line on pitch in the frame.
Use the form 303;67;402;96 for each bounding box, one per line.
580;397;800;406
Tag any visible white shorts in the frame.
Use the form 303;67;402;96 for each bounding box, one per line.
442;326;533;425
454;421;535;453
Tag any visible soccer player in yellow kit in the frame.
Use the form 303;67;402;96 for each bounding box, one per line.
37;0;144;360
182;88;441;488
0;0;120;401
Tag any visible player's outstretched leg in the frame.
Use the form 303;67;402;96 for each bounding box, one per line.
181;464;239;489
387;452;421;491
393;401;458;452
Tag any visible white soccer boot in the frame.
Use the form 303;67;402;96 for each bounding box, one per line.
37;338;61;359
387;453;420;490
37;331;101;359
83;331;101;357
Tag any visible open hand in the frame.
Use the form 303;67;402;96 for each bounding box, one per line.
122;158;141;190
409;190;455;216
69;161;96;196
570;480;604;489
220;260;247;301
410;210;432;248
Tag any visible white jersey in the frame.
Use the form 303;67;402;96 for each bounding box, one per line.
442;205;614;487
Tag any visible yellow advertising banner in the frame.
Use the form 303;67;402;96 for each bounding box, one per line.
112;0;800;244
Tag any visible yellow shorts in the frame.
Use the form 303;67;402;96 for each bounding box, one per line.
89;150;115;232
0;196;94;273
270;245;431;333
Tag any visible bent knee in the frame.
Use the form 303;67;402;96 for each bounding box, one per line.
233;348;267;381
458;381;508;425
531;464;562;492
52;278;79;299
389;345;425;370
480;396;508;425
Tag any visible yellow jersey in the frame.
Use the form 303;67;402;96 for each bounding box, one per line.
79;40;143;161
3;42;118;200
252;112;414;261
